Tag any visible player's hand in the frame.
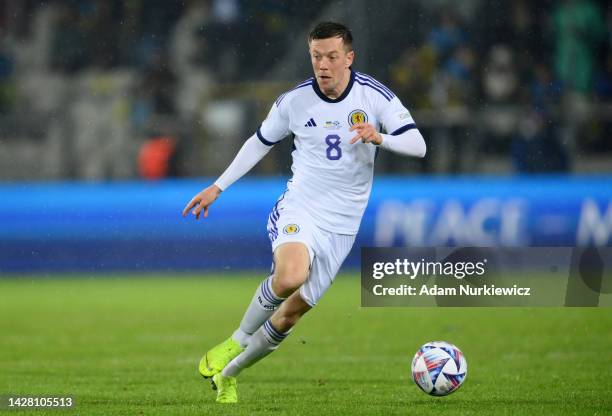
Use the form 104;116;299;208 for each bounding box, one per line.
182;184;222;220
349;123;382;145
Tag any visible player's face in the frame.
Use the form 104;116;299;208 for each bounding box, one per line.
309;37;354;96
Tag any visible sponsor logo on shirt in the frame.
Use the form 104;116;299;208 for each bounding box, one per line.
304;118;317;127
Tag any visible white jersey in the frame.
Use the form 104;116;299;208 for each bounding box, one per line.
258;69;416;235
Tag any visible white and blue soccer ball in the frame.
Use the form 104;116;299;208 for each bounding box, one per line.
411;341;467;396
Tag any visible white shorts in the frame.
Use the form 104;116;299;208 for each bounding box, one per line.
267;198;356;307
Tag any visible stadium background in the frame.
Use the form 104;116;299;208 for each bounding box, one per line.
0;0;611;271
1;1;611;415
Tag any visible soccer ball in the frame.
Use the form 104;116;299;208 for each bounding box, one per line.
411;341;467;396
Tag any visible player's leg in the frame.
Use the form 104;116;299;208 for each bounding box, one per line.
229;212;313;345
270;242;311;296
230;242;309;344
220;290;311;376
219;232;354;377
212;231;354;403
199;242;311;378
209;246;311;403
212;292;311;403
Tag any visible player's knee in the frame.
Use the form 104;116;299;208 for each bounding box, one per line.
272;272;307;297
272;262;308;296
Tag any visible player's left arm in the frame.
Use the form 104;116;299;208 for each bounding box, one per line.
349;96;426;158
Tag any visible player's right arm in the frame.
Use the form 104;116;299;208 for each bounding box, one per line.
183;99;291;220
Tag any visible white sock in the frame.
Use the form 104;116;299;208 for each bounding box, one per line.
223;319;291;377
231;275;285;347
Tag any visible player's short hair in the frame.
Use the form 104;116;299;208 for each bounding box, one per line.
308;21;353;51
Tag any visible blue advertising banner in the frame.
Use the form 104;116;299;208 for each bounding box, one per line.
0;176;610;272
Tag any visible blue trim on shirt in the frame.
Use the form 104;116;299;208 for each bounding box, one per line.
356;72;395;97
354;79;393;101
390;123;417;136
355;75;394;100
311;69;355;103
257;126;276;146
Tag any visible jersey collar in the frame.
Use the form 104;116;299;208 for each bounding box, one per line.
312;68;355;103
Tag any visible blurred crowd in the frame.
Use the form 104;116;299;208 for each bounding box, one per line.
0;0;611;179
388;0;612;173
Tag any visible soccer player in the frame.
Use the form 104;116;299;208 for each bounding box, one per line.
182;21;426;403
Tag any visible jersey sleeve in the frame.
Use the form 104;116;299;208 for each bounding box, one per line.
256;100;291;146
378;96;417;136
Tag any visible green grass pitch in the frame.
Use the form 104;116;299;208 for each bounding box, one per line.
1;274;611;415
